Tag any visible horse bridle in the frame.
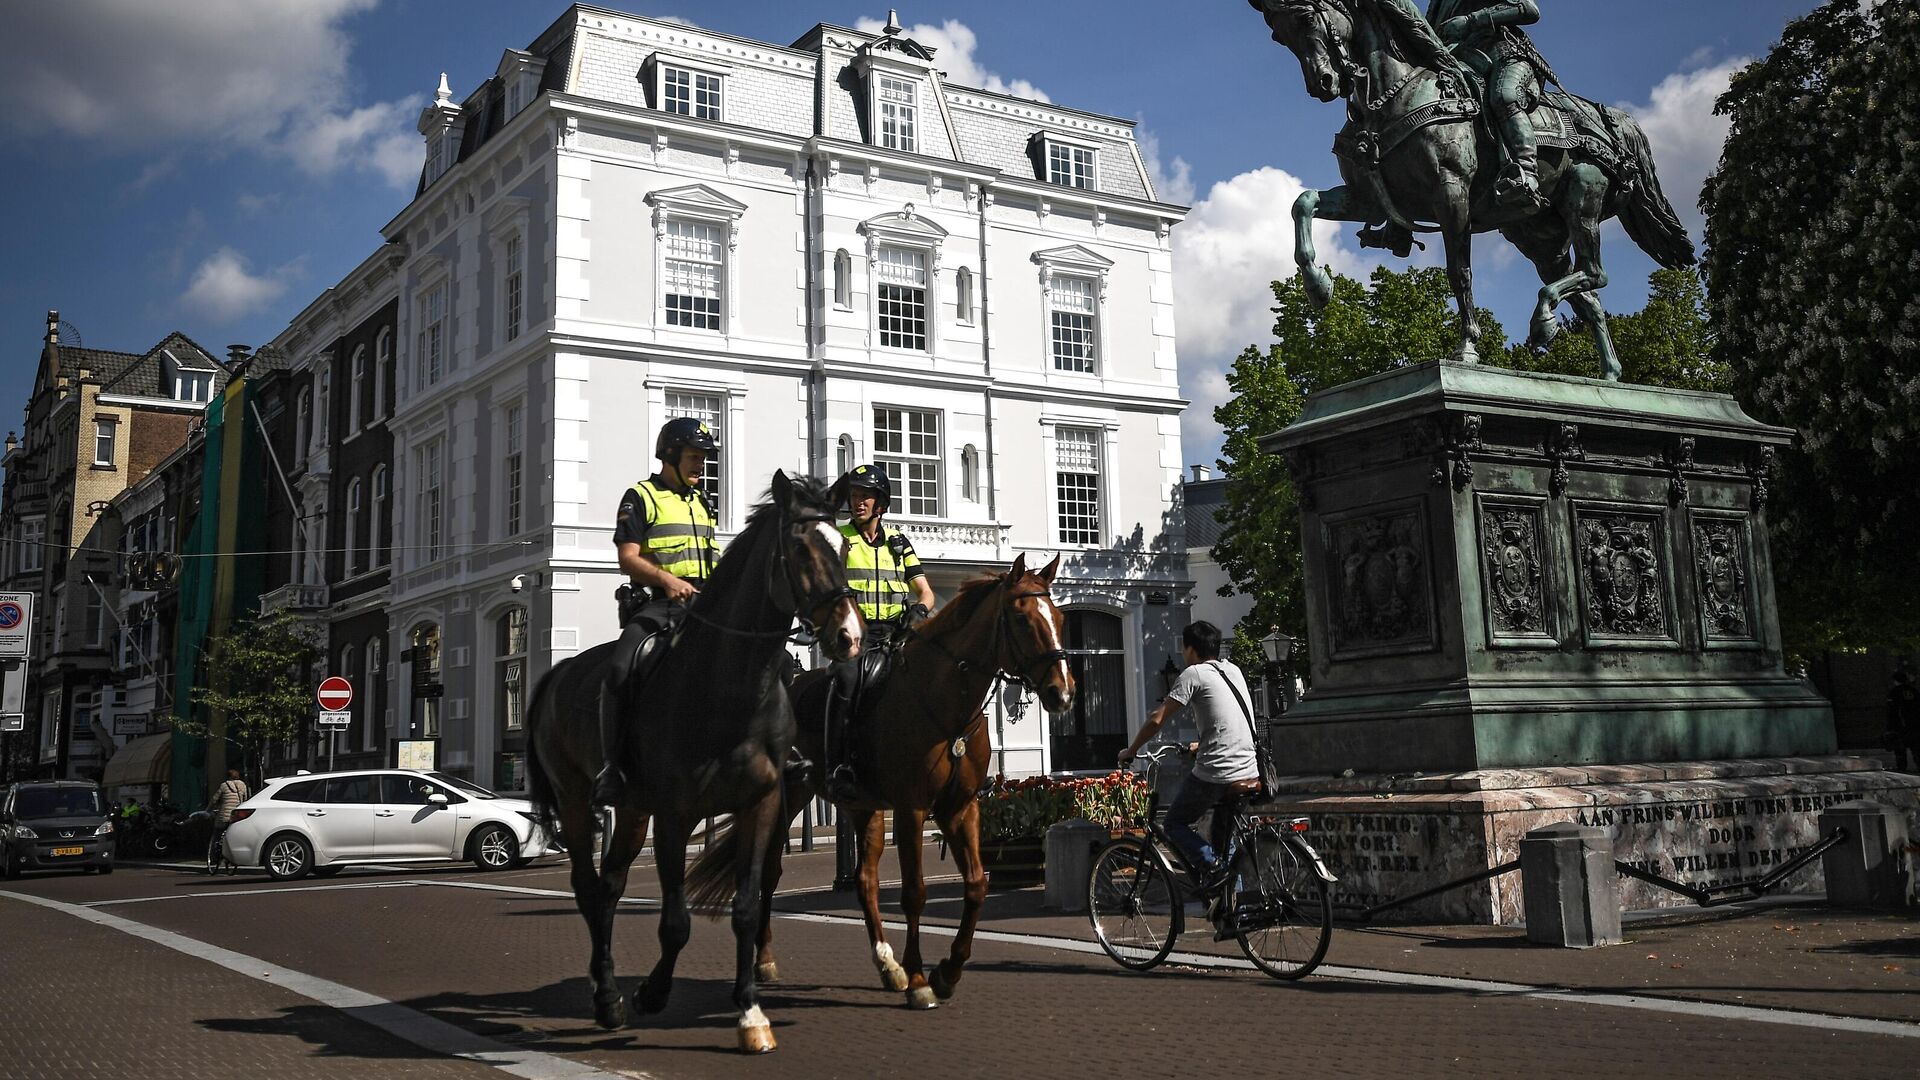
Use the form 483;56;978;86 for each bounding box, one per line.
680;507;855;645
915;575;1067;695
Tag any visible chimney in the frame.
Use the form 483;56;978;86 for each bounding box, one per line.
227;344;253;372
45;310;58;347
1190;464;1213;483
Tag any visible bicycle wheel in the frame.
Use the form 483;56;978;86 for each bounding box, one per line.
1087;837;1183;971
1229;831;1332;980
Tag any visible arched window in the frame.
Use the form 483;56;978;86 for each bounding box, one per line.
365;635;384;752
961;443;979;502
1050;610;1129;772
372;466;390;567
497;607;528;733
374;329;392;420
833;248;852;309
349;346;366;433
836;433;854;477
956;266;974;325
345;478;364;576
295;388;311;464
317;367;332;450
410;623;441;738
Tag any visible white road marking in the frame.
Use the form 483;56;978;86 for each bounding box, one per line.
0;889;647;1080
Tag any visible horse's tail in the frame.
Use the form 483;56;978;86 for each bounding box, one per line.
1611;107;1697;269
523;658;568;838
684;815;741;917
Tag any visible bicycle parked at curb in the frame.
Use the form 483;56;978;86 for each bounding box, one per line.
1087;744;1336;980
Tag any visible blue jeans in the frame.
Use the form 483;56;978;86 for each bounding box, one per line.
1163;775;1232;880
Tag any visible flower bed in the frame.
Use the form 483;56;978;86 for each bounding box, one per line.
976;771;1151;843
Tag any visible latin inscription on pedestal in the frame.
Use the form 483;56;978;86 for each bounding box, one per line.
1321;499;1436;659
1477;497;1553;645
1691;513;1757;645
1573;506;1675;646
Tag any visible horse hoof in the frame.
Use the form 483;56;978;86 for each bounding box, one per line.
1304;267;1334;310
879;964;910;993
594;996;629;1030
756;961;780;984
738;1006;777;1054
906;985;939;1010
632;978;669;1016
1528;317;1560;350
930;965;957;1001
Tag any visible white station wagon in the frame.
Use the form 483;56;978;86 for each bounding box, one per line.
221;769;554;881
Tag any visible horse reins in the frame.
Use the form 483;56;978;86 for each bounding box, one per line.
677;509;855;646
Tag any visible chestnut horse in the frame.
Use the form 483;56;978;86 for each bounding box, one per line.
524;472;862;1054
688;554;1075;1008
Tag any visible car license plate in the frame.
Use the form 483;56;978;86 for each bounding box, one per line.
51;846;84;856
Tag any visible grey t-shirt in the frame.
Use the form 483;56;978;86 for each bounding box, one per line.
1166;660;1259;785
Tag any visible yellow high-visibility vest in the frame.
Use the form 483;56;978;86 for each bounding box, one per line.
841;522;921;623
631;479;718;583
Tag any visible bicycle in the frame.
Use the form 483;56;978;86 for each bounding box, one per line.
201;813;236;876
1087;744;1335;980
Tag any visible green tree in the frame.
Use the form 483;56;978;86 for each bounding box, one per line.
1700;0;1920;655
1212;267;1505;660
1509;268;1728;392
183;611;322;783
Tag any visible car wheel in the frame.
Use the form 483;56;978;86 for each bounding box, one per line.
312;865;342;878
263;834;313;881
472;825;518;872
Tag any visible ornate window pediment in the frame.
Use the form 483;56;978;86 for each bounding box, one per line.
858;207;948;249
1031;244;1114;277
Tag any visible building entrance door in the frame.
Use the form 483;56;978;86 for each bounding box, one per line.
1050;610;1127;772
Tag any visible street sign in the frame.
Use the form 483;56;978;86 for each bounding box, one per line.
317;710;352;728
317;676;353;712
0;592;34;659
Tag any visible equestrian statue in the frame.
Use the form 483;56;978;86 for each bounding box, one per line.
1250;0;1697;380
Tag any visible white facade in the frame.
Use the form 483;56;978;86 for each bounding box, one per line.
352;8;1190;784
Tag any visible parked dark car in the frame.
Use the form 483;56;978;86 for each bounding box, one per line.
1;781;114;878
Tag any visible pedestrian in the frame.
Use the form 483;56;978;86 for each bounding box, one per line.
1889;659;1918;773
205;768;250;873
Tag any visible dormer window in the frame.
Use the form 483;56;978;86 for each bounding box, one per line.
173;372;212;403
1037;134;1099;190
877;75;919;153
646;55;729;123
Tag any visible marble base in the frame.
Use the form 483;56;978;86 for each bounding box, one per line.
1262;755;1920;924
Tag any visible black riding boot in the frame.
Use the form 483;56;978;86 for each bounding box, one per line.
592;685;625;805
825;662;863;802
1495;103;1542;207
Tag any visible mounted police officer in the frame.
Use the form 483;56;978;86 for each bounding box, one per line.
594;416;720;805
1427;0;1553;208
824;463;935;800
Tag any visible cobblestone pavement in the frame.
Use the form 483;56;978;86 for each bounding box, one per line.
2;849;1915;1079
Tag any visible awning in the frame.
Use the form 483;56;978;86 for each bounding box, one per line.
101;732;173;789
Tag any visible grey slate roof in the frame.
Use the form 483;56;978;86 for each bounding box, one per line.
1184;478;1229;550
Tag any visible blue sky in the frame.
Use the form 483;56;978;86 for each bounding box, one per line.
0;1;1821;467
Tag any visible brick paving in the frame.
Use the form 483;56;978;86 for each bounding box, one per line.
2;855;1915;1079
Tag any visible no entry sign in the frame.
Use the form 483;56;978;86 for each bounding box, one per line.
317;676;354;712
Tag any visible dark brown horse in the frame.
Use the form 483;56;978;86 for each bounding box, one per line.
687;554;1076;1008
524;471;862;1054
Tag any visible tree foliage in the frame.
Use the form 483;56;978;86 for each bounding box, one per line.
1700;0;1920;654
1213;265;1718;662
183;611;322;781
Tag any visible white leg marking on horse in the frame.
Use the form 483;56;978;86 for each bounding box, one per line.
874;942;896;968
739;1004;769;1029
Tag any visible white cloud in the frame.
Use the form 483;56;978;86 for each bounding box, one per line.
1137;127;1195;206
0;0;419;186
282;98;425;188
179;248;302;323
1171;167;1368;464
1617;56;1749;237
854;16;1049;101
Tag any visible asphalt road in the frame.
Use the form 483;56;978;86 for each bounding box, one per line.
2;846;1916;1079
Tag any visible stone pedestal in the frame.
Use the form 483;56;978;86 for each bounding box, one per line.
1261;362;1834;773
1520;822;1621;948
1265;755;1920;924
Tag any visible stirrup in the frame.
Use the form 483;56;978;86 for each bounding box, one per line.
825;765;863;802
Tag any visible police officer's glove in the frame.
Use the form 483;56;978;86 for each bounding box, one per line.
906;603;931;629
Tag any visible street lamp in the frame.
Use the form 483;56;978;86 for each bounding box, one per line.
1159;655;1180;699
1259;627;1296;716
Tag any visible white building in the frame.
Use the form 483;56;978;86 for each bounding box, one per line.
293;7;1191;786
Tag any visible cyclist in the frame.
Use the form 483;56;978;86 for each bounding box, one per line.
205;768;250;873
1117;621;1259;891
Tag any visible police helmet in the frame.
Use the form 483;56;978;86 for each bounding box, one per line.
841;463;892;511
655;417;718;460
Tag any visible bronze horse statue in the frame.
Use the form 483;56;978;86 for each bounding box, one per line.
686;555;1075;1009
525;471;862;1054
1252;0;1697;378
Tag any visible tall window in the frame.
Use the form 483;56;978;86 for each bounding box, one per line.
294;389;311;464
664;391;723;517
19;517;43;573
348;347;366;432
662;66;722;120
833;249;852;309
411;624;441;738
836;434;854;477
1048;142;1096;189
1056;426;1103;546
417;281;448;388
374;330;391;420
414;439;445;563
1050;276;1098;373
961;444;980;502
874;406;941;517
93;419;117;467
345;478;364;576
1051;610;1128;771
83;584;103;647
503;234;524;342
364;635;383;752
956;267;975;325
317;368;332;447
663;219;725;330
497;607;528;732
875;246;928;351
877;74;918;152
502;402;524;537
372;466;391;567
335;643;355;747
